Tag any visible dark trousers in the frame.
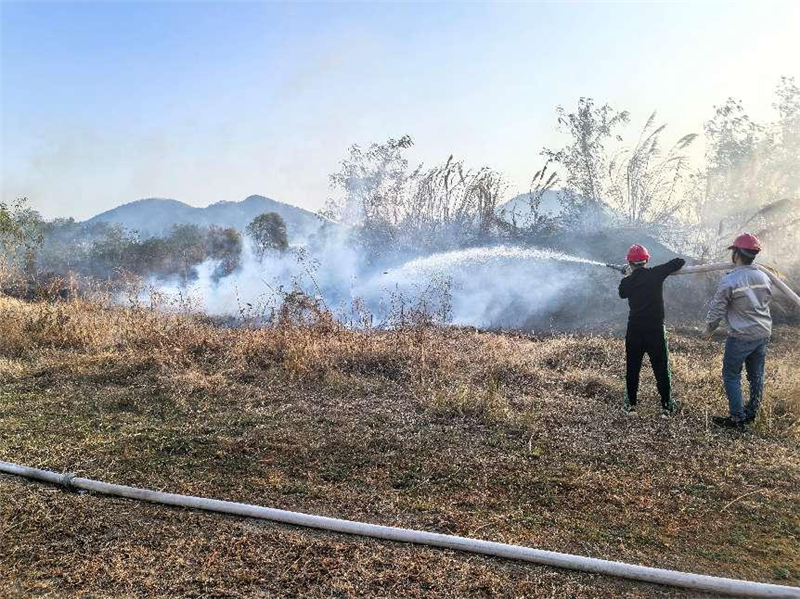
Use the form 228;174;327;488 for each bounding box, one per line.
625;325;672;407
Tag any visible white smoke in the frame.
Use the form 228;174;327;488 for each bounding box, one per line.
153;237;619;330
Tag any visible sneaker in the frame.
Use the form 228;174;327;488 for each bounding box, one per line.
662;400;682;418
712;416;745;430
623;403;638;416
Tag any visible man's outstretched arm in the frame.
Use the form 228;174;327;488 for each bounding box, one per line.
653;257;686;279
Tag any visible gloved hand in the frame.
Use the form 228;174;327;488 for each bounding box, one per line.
622;265;632;276
702;326;715;340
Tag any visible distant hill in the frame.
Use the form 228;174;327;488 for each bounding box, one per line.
496;190;566;223
497;190;615;225
85;195;325;243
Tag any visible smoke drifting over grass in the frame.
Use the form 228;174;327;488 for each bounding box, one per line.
153;239;623;330
379;246;612;327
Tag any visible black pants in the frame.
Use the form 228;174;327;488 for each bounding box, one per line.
625;325;672;407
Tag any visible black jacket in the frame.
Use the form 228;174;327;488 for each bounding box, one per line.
619;258;686;329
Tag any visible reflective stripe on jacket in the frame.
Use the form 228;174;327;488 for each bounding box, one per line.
706;265;772;341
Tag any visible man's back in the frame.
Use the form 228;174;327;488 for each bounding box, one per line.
619;258;685;328
707;265;772;340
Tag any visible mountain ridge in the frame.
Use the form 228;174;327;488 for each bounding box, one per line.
85;195;324;242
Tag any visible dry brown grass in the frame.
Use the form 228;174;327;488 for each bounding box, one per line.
1;294;799;597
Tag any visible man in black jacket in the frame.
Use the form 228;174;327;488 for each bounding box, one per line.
618;244;686;416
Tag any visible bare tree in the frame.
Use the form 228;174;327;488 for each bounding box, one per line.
541;97;630;221
695;80;800;259
325;136;509;254
323;135;418;229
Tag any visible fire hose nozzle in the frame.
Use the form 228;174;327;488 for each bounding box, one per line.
605;263;628;274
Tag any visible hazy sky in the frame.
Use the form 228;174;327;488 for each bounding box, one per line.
1;1;799;220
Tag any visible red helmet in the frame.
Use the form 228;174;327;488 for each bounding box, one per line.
626;244;650;263
728;233;761;253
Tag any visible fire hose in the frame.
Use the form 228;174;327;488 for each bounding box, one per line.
605;262;800;309
1;460;798;598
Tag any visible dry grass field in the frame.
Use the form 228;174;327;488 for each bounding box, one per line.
1;294;799;597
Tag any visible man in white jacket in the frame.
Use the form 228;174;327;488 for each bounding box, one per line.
704;233;772;429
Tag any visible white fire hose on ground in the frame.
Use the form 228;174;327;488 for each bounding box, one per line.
1;460;798;598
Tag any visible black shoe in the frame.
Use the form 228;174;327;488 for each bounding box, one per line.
712;416;745;430
662;400;682;418
743;413;756;425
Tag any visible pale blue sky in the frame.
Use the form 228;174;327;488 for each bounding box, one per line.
1;1;799;219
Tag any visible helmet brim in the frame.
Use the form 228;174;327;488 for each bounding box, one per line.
729;246;758;255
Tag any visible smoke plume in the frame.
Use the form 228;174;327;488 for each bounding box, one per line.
153;235;627;331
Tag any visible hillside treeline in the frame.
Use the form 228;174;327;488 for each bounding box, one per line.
41;220;243;283
0;206;292;293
